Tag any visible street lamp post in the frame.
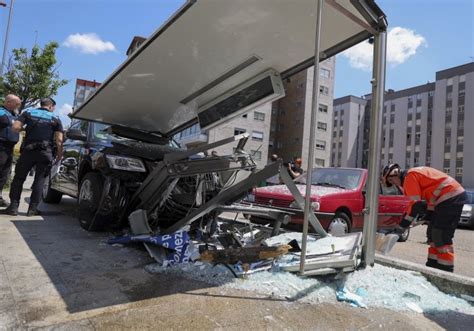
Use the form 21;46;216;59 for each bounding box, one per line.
0;0;15;77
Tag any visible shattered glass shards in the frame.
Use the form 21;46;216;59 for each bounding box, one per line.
146;261;474;315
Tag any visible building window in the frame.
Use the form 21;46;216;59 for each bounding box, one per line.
320;68;330;78
443;167;450;174
390;104;395;113
317;121;327;131
315;158;325;167
456;167;463;176
459;105;464;113
251;131;264;141
254;111;265;121
319;85;329;95
251;150;262;161
318;104;328;113
416;106;422;113
316;140;326;150
234;128;246;135
447;92;452;100
447;78;453;85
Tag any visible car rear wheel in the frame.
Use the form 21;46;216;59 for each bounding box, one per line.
78;172;112;232
42;173;63;204
328;212;351;236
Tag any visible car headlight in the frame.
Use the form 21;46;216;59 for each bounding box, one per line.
311;201;320;211
289;200;320;211
106;155;146;172
461;204;472;218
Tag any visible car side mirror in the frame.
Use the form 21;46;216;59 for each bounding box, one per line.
66;128;87;141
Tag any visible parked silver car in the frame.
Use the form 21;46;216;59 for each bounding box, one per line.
460;190;474;229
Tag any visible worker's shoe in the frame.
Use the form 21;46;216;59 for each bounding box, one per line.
0;197;8;208
27;203;41;217
3;201;19;216
433;263;454;273
425;259;439;269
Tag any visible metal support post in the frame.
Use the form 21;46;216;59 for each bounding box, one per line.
0;0;14;77
300;0;324;275
361;30;387;266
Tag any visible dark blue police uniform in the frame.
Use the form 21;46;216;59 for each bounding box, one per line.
0;106;19;203
9;107;63;210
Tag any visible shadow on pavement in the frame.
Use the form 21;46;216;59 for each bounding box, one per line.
424;310;474;331
8;197;218;317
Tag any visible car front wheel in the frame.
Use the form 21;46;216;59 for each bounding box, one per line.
42;173;63;204
78;172;112;231
328;212;352;236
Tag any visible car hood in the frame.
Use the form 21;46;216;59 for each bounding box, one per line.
255;184;349;199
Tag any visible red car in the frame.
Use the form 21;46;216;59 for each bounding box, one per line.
245;167;412;241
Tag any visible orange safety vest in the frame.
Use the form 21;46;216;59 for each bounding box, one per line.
403;167;465;218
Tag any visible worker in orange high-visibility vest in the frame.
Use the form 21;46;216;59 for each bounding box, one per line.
382;164;468;272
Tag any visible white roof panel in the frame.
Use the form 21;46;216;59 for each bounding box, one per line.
72;0;386;136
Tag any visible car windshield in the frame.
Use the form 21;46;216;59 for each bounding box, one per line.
92;123;132;142
92;123;180;148
294;168;362;190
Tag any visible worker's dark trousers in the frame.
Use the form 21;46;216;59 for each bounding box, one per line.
426;192;467;272
9;149;53;205
0;147;14;196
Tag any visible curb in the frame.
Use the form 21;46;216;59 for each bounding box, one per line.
375;254;474;297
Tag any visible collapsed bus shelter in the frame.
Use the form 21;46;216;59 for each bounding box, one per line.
71;0;388;274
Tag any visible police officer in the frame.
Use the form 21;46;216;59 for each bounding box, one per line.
0;94;22;207
4;97;63;216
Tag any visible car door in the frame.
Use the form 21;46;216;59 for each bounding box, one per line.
379;184;409;228
54;120;87;196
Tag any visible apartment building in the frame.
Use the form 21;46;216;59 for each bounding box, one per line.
73;79;101;109
174;103;272;169
175;59;336;170
332;62;473;187
269;58;336;169
126;36;146;57
332;95;367;168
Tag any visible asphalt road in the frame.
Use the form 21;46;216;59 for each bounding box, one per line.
388;225;474;278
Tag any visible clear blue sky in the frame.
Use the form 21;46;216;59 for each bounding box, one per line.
1;0;473;125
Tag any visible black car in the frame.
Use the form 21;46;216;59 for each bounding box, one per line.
459;189;474;229
42;120;182;231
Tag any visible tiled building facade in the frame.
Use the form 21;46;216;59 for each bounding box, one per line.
269;58;336;169
332;62;473;187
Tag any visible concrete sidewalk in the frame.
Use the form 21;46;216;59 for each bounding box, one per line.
0;187;469;330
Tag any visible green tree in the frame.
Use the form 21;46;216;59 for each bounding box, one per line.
1;41;68;111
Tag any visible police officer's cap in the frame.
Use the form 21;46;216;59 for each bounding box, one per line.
382;163;401;187
40;97;56;107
